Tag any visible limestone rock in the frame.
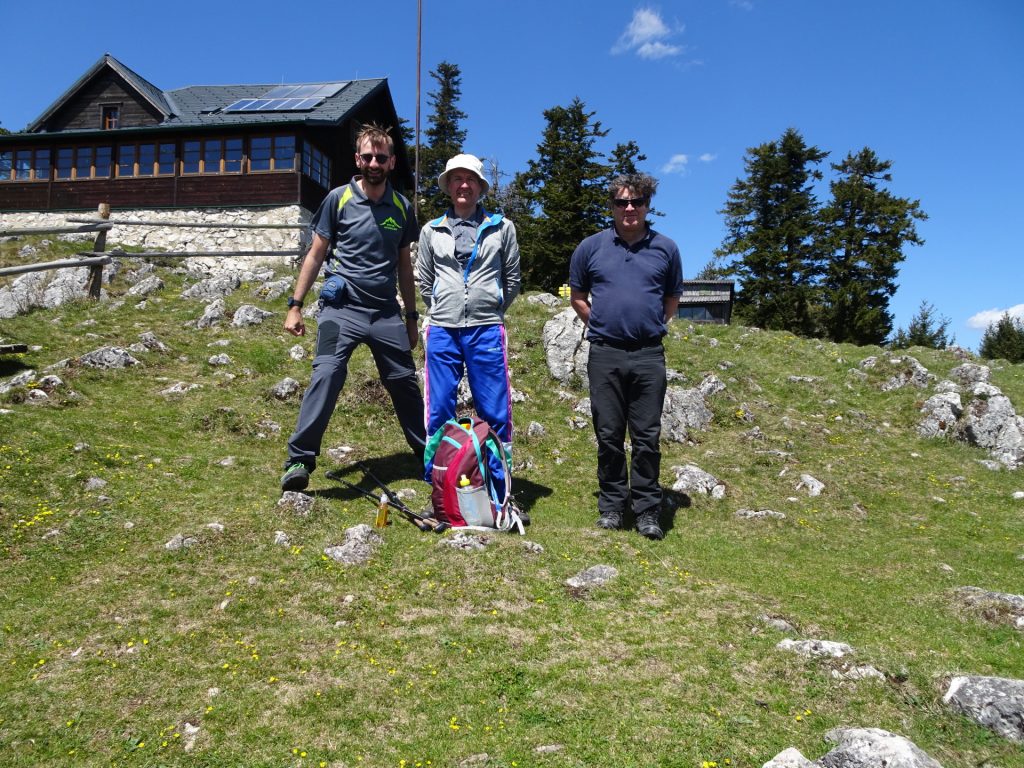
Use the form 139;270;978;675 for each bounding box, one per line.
271;377;301;399
566;564;618;590
820;727;942;768
181;275;240;301
661;386;712;443
950;362;991;385
136;331;171;353
324;524;384;565
762;748;816;768
918;392;962;438
670;464;725;497
943;675;1024;743
195;298;226;329
542;308;589;386
79;346;140;369
796;474;825;497
278;491;314;516
438;532;491;551
526;292;562;308
879;355;934;391
125;275;164;297
736;508;785;520
231;304;273;326
777;638;853;658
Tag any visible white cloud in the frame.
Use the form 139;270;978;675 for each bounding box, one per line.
662;154;689;174
637;41;683;59
699;153;717;163
730;0;754;10
967;304;1024;330
612;8;684;58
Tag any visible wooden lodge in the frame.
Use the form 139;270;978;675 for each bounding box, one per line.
0;54;413;214
677;280;736;325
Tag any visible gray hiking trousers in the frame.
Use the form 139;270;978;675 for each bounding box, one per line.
285;303;426;471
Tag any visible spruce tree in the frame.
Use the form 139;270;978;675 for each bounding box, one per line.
417;62;467;223
819;149;927;345
979;313;1024;363
891;300;952;349
714;128;827;336
518;98;610;292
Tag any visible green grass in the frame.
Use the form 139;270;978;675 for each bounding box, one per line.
1;246;1022;767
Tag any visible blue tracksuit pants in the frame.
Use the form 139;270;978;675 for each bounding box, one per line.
423;324;513;447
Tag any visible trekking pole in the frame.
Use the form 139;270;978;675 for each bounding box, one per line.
356;462;451;533
324;470;447;533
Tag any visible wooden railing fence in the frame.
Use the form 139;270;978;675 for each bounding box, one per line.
0;203;306;300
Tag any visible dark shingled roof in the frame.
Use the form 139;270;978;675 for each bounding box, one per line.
163;79;383;128
24;53;388;135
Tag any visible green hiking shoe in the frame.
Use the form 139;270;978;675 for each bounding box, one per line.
281;462;310;492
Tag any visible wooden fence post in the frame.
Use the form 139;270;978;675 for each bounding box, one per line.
87;203;110;299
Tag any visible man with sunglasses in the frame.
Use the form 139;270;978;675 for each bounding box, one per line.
569;173;683;540
280;124;424;492
416;154;521;468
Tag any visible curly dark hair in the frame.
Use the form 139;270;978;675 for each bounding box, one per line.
608;173;657;204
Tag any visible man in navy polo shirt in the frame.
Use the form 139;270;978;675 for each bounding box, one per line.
280;124;425;492
569;173;683;540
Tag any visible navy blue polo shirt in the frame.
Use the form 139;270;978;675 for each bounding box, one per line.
310;176;417;309
569;226;683;345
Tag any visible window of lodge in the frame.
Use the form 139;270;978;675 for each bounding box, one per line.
302;142;331;189
1;148;52;181
251;135;295;172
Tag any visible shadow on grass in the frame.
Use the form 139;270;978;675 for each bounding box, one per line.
0;357;32;378
316;451;554;516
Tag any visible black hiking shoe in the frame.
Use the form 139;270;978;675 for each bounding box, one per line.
280;462;310;492
596;512;622;530
636;514;664;541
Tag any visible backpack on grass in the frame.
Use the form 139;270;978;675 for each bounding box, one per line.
424;417;524;534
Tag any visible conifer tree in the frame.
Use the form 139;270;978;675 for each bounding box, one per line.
979;313;1024;363
517;98;610;292
891;300;952;349
819;149;927;345
417;62;467;223
714;128;827;336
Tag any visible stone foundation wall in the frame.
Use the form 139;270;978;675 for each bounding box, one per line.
1;205;312;268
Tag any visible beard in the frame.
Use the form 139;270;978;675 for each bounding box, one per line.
362;165;387;186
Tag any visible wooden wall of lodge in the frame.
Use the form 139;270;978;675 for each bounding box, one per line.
0;172;326;212
46;72;162;132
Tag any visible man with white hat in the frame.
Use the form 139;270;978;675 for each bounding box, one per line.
416;153;522;493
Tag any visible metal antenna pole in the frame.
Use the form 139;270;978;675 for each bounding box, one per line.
415;0;422;221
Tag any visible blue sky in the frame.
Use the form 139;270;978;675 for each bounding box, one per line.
2;1;1021;351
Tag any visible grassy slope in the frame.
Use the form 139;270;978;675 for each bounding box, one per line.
1;251;1021;767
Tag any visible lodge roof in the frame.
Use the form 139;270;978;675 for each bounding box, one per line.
22;53;389;136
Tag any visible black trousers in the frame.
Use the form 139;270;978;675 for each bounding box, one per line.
587;341;667;520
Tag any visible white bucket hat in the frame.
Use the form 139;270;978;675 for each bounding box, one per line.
438;154;489;193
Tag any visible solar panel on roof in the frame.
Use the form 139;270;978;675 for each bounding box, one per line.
224;81;349;113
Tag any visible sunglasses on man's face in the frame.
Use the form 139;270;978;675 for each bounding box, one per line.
612;197;649;209
359;152;391;164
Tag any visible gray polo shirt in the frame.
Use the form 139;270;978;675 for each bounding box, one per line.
448;205;486;268
310;177;418;309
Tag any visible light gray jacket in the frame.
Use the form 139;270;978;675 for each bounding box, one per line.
416;209;521;327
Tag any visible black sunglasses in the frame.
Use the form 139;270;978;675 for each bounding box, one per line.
612;197;649;208
358;152;391;164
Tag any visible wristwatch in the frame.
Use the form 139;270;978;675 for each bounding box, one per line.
405;311;419;321
287;297;304;309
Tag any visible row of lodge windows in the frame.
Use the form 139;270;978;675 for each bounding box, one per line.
1;135;331;189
